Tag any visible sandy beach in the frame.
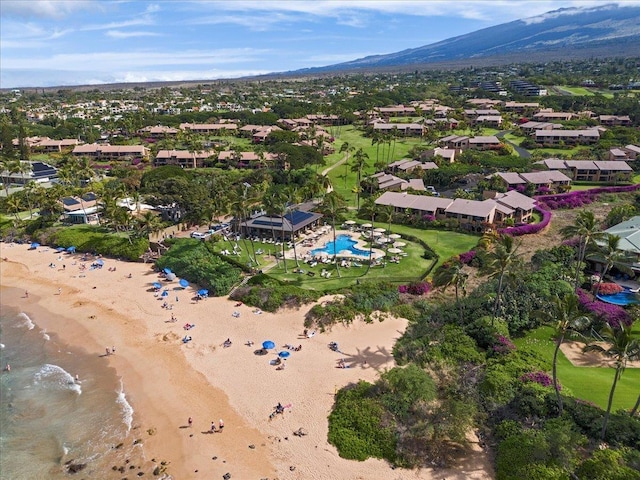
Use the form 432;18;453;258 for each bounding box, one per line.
0;242;492;479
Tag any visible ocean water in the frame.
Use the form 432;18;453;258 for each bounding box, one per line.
0;305;149;479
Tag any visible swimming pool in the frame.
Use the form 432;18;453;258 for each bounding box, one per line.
596;290;640;306
311;234;371;258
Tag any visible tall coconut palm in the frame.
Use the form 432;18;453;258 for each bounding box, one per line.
340;142;354;189
230;184;259;267
135;211;163;239
588;234;634;296
351;148;368;210
561;210;603;291
433;261;469;324
319;192;348;278
359;199;378;275
534;294;590;415
583;324;640;440
6;194;22;222
284;185;302;267
485;234;522;324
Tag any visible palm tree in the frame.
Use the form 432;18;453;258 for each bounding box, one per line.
351;148;369;210
588;234;634;296
433;261;469;324
319;192;348;278
583;324;640;440
340;142;354;188
284;185;302;267
359;199;378;275
561;210;603;291
534;294;590;415
135;211;163;239
6;195;22;222
230;184;259;267
485;234;522;324
22;180;37;218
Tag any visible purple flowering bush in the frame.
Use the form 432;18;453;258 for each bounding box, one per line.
520;371;560;390
458;250;476;265
577;288;631;328
498;206;551;237
536;185;640;211
398;282;431;296
492;335;516;354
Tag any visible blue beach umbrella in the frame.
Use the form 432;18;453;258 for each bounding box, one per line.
197;289;208;296
262;340;275;350
179;279;189;288
66;246;76;253
30;242;40;249
163;268;172;274
152;282;162;290
161;290;169;297
95;259;104;266
278;351;291;359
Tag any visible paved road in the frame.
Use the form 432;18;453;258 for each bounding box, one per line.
496;130;531;158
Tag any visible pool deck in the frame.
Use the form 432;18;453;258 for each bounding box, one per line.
288;229;385;261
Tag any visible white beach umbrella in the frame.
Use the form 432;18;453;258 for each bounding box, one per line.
373;227;386;233
344;220;356;225
388;233;401;239
361;223;373;228
393;241;406;248
388;247;402;254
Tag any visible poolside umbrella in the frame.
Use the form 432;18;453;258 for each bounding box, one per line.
152;282;162;290
161;290;169;297
179;279;189;288
393;241;406;247
373;227;386;233
197;289;209;297
377;237;390;244
371;231;383;237
344;220;356;225
278;351;291;359
66;246;76;253
30;242;40;249
388;247;402;254
165;272;176;281
262;340;276;350
388;234;401;240
361;223;372;228
163;268;172;274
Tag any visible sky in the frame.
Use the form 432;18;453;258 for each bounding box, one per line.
0;0;636;89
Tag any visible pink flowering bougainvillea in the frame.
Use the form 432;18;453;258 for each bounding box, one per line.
520;371;560;390
577;288;631;328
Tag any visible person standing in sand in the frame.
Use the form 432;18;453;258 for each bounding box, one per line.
218;419;224;432
210;422;216;433
188;417;193;427
105;347;110;356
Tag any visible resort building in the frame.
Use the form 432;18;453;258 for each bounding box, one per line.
138;125;179;138
72;143;150;161
179;123;238;134
534;129;600;146
490;170;572;191
600;216;640;274
534;159;633;182
60;193;99;224
153;150;216;168
374;189;536;231
0;161;58;187
239;209;324;241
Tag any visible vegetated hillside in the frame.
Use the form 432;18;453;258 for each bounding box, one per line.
294;3;640;74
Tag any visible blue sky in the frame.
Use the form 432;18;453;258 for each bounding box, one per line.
0;0;635;88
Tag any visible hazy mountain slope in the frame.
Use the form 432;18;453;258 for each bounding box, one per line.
300;4;640;72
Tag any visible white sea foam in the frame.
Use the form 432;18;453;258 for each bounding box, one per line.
33;364;82;395
0;343;4;349
17;312;35;330
41;330;50;341
116;380;133;432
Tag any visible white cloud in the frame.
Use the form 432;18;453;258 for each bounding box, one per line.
2;48;270;71
106;30;160;39
1;0;95;19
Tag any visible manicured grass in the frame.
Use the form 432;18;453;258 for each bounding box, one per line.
503;133;525;145
530;146;590;157
515;326;640;412
555;85;596;96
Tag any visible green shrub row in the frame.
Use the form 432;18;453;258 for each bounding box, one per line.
42;226;149;261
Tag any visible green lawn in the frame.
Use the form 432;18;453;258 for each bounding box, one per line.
515;326;640;412
555;85;596;96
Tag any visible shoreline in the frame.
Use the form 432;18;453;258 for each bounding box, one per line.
0;242;493;479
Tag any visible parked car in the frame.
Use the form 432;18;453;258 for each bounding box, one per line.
190;231;208;239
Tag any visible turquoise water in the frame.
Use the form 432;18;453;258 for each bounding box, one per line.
311;234;371;258
0;305;147;479
596;290;640;306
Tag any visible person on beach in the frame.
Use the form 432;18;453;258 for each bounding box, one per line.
24;290;28;298
111;346;116;355
57;288;62;295
218;419;224;432
4;364;10;372
188;417;193;427
105;347;110;356
210;422;216;433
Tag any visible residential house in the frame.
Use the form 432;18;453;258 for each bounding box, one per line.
0;161;58;186
519;121;561;136
153;149;216;168
623;145;640;160
609;148;630;161
138;125;179;138
179;123;238;134
375;105;417;119
474;115;503;127
421;147;457;164
490;170;572;192
599;115;632;127
72;143;150;161
534;129;600;146
60;193;99;224
489;190;537;223
469;135;501;150
372;122;424;136
503;101;540;113
534;159;633;182
216;150;278;168
374;191;453;218
532;111;574;122
35;138;82;153
439;135;469;150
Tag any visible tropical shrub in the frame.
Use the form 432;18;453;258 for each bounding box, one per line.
576;448;640;480
327;381;398;462
594;282;624;295
576;288;631;328
46;226;149;261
